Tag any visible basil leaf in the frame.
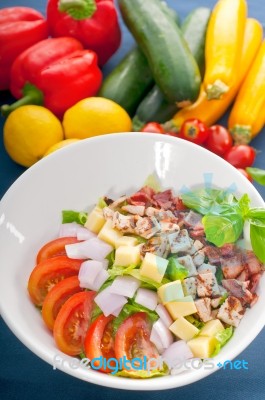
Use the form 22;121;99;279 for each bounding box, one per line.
250;223;265;263
238;193;251;217
202;213;244;247
246;167;265;185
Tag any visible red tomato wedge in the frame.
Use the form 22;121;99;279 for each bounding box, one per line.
42;276;84;330
84;315;115;373
53;291;96;356
28;255;83;306
114;312;159;371
36;237;81;264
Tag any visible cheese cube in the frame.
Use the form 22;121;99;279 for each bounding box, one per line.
158;281;184;305
140;252;168;283
114;245;141;267
199;319;224;338
98;219;123;246
165;296;197;319
85;206;106;234
188;336;218;358
169;317;199;341
115;236;138;248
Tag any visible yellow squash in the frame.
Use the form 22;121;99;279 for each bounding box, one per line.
204;0;247;99
228;40;265;144
171;18;262;131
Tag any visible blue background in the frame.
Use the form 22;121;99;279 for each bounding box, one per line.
0;0;265;398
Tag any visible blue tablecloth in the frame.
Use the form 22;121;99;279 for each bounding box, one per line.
1;1;265;398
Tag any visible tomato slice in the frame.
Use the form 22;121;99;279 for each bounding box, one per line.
53;291;96;356
114;312;159;371
28;255;84;306
36;237;81;264
42;276;84;330
84;315;115;373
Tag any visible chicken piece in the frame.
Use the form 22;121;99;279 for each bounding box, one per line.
102;206;114;220
249;273;262;294
121;205;145;216
195;298;212;322
194;240;204;251
160;220;180;234
193;250;205;267
196;273;220;297
211;297;224;309
197;263;217;275
145;207;160;217
182;277;197;299
177;255;197;277
184;210;203;230
109;195;127;209
112;211;136;233
204;246;221;265
141;235;169;258
135;216;161;239
169;229;192;253
220;254;245;279
217;296;244;327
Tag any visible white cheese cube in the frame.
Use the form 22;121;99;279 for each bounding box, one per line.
158;281;184;304
114;245;141;266
165;296;197;319
85;206;106;233
140;252;168;283
188;336;218;358
199;319;224;337
98;219;123;246
169;317;199;341
115;236;138;248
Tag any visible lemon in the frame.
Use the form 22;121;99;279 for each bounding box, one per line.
44;139;80;157
63;97;132;139
4;105;64;167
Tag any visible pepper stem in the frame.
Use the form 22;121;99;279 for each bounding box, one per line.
58;0;97;20
1;83;44;117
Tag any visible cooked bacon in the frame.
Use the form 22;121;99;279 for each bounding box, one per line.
152;189;173;210
236;269;250;282
172;197;187;211
243;250;262;276
220;254;244;279
220;243;237;257
249;273;262;294
189;229;205;239
183;211;203;230
128;186;156;206
203;246;221;264
221;279;253;305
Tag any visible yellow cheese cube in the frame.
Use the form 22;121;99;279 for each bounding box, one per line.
199;319;224;338
98;219;123;246
85;206;106;234
158;281;184;305
140;252;168;283
165;296;197;319
114;245;141;267
115;236;138;248
188;336;218;358
169;317;199;341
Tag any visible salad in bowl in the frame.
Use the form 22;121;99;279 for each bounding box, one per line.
0;133;264;390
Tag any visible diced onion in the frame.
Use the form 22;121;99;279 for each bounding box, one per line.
162;341;193;369
77;227;96;241
134;288;158;311
109;276;140;298
111;305;125;317
65;237;113;261
155;304;173;328
78;260;109;290
95;287;127;317
59;222;80;237
150;328;164;354
152;319;173;349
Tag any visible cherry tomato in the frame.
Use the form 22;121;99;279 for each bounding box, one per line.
237;168;253;182
53;291;96;356
179;118;209;145
114;312;159;371
204;125;233;156
42;276;84;330
140;122;165;134
224;145;256;168
85;315;115;373
37;237;81;264
28;255;84;306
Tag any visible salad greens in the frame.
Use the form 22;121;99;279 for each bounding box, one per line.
114;365;169;379
129;269;170;289
212;327;234;357
62;210;87;225
165;257;189;281
182;188;265;263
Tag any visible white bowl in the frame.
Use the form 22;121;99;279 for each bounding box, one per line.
0;132;264;390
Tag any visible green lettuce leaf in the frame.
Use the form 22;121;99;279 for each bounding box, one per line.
143;174;162;192
129;270;170;289
212;326;234;357
108;263;138;278
113;365;169;379
165;257;188;280
185;315;204;330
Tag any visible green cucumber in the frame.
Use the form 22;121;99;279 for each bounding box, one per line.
98;47;153;116
98;3;180;116
118;0;201;104
134;7;211;125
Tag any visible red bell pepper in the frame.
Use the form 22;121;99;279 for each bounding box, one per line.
1;37;102;118
0;7;48;91
47;0;121;66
